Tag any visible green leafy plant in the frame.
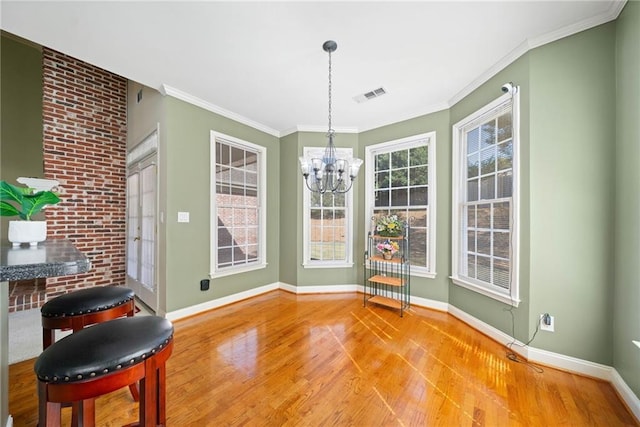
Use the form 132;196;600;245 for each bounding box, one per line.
376;214;403;237
0;180;60;220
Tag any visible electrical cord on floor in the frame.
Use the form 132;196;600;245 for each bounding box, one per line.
503;298;544;373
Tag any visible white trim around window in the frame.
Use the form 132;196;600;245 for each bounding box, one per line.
451;90;520;307
364;132;437;278
210;130;267;278
302;146;355;268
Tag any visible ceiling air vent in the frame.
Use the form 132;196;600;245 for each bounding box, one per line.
353;87;387;103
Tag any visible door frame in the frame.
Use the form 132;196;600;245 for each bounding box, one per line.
126;129;159;312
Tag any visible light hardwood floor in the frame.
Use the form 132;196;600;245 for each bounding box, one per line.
9;290;638;426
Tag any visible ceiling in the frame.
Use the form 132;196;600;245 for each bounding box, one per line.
0;1;625;136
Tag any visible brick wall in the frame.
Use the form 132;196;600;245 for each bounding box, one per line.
40;47;127;301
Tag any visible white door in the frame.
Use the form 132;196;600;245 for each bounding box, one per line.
126;135;158;312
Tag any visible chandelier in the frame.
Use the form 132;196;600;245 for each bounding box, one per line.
299;40;363;194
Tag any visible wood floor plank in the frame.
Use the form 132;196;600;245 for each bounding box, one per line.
8;290;638;426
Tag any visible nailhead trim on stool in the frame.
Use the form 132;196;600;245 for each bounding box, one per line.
40;285;139;405
41;286;135;318
35;316;174;427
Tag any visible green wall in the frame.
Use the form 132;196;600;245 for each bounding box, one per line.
278;132;300;285
4;5;639;399
445;23;618;366
0;34;43;238
359;109;451;302
279;131;361;287
529;23;616;364
448;55;532;344
162;97;280;312
614;0;640;397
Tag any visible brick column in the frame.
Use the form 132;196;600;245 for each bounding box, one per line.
42;48;127;299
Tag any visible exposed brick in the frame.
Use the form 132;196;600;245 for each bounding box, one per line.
39;47;127;306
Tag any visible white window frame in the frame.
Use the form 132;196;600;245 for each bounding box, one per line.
451;90;520;306
364;132;437;278
302;146;355;268
210;130;267;278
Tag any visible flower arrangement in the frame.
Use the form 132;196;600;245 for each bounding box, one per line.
376;239;400;255
376;214;403;237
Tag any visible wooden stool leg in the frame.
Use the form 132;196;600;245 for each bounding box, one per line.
157;364;167;425
42;328;55;350
38;382;61;427
70;399;95;427
127;303;141;402
138;356;162;427
129;383;140;402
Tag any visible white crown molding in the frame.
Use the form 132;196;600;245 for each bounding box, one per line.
160;1;627;138
281;125;360;138
528;0;627;50
359;102;450;133
159;84;280;138
447;0;627;109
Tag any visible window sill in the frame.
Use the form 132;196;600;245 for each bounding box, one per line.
303;262;354;269
411;267;437;279
451;276;520;307
210;262;267;279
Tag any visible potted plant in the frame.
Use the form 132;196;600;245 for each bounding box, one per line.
0;180;60;246
375;214;404;237
376;239;400;260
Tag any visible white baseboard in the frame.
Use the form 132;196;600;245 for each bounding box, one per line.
410;295;449;312
447;304;529;360
447;303;639;421
166;282;362;321
526;346;612;380
165;285;639;421
611;367;640;422
165;282;279;321
279;283;362;294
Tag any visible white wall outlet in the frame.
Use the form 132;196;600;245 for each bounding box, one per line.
540;313;554;332
177;211;190;223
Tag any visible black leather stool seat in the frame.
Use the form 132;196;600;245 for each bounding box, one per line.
41;286;134;318
35;316;173;384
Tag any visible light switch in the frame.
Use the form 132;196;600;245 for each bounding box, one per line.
177;212;190;223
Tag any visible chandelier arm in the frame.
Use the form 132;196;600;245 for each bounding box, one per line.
331;178;353;194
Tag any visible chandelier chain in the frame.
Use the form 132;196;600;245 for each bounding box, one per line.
328;49;332;133
298;40;362;194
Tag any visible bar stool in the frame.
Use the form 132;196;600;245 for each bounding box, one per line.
41;285;139;401
34;315;174;427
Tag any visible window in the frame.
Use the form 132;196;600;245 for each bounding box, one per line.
365;132;436;277
210;131;266;277
302;147;354;267
451;91;520;306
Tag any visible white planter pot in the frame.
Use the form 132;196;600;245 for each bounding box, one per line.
8;220;47;247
